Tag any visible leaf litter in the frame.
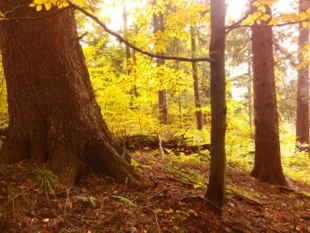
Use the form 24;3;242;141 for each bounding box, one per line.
0;150;310;233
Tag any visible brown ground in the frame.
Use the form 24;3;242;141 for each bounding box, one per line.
0;150;310;233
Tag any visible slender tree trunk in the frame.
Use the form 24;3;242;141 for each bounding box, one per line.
0;1;139;185
206;0;227;212
123;5;138;102
191;26;203;130
296;0;310;151
123;5;131;76
153;10;168;124
250;5;288;186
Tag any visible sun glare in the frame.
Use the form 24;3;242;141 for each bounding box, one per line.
226;0;248;21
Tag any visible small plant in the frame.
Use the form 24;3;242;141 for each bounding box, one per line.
77;195;97;207
111;195;136;207
34;166;59;197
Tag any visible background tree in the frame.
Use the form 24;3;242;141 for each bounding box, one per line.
296;0;310;151
191;25;204;130
0;0;139;185
153;3;168;125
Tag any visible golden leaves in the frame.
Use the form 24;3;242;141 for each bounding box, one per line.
29;0;86;11
0;11;7;21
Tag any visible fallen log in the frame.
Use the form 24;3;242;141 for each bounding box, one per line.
118;134;211;155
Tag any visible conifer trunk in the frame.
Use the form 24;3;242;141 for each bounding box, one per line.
296;0;310;151
0;1;139;185
250;5;287;186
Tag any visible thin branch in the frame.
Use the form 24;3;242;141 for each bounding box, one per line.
3;4;25;16
225;10;252;35
5;6;70;21
227;19;309;31
273;41;297;67
70;3;216;63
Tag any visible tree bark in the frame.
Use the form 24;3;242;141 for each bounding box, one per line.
153;9;168;124
250;5;288;186
205;0;227;211
191;26;203;130
0;1;139;185
247;52;254;139
296;0;310;151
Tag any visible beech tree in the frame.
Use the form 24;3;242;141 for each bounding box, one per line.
0;0;139;185
205;0;227;210
250;4;288;186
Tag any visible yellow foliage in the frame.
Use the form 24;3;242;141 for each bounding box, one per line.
268;17;279;26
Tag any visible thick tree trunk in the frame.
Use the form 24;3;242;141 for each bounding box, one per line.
250;5;288;186
296;0;310;151
0;1;139;185
205;0;227;211
191;26;203;130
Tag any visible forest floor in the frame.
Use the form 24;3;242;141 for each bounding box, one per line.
0;148;310;233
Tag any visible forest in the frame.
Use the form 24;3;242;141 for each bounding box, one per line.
0;0;310;232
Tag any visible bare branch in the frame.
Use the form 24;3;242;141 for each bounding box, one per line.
4;6;70;21
3;4;25;16
225;10;252;35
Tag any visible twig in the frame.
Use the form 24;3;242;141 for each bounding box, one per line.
3;184;37;209
161;176;197;187
148;187;172;200
63;188;78;229
154;209;163;233
3;4;25;16
225;10;252;35
186;195;223;214
5;6;70;21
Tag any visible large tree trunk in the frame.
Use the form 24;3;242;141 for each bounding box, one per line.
296;0;310;151
250;5;288;186
0;1;139;185
247;52;254;139
205;0;227;211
